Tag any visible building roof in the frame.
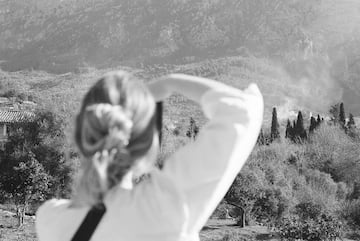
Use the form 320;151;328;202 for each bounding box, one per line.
0;110;35;123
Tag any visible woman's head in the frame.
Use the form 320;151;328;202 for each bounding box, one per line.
74;71;158;205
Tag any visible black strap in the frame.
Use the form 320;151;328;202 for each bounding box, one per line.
156;102;163;146
71;203;106;241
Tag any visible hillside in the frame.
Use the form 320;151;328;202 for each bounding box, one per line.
1;0;359;116
0;56;340;130
0;0;316;72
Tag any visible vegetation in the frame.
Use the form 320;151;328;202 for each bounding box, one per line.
186;117;199;141
270;108;280;142
0;1;360;240
218;101;360;239
0;108;73;226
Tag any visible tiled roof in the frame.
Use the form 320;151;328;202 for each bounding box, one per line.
0;111;35;123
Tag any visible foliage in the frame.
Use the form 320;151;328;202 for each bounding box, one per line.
252;188;289;223
295;111;307;141
0;151;50;226
286;111;309;142
348;113;356;129
339;103;346;128
309;116;317;133
339;199;360;227
270;107;280;142
329;103;340;124
257;129;266;145
186;117;199;140
276;214;343;241
225;169;264;225
0;108;73;200
294;202;322;221
0;0;323;73
221;231;255;241
221;119;360;232
307;124;360;184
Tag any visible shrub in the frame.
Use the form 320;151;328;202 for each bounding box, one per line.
221;231;255;241
303;169;338;209
252;188;289;223
339;199;360;227
336;182;349;200
307;124;360;184
276;214;343;241
294;202;322;220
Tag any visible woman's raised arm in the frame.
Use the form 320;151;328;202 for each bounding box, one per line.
147;74;239;103
148;74;263;233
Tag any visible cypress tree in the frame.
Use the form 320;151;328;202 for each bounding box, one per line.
285;119;292;139
309;116;317;133
292;120;297;140
339;102;346;128
329;103;340;125
257;128;265;145
270;107;280;141
295;111;307;141
347;113;357;139
186;117;199;140
316;114;322;127
348;113;356;128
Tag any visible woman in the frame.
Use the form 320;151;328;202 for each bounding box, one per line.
36;71;263;241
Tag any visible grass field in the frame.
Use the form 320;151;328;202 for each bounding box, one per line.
0;210;37;241
1;209;357;241
0;210;273;241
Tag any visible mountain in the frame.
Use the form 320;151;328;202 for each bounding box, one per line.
0;0;322;73
0;0;359;115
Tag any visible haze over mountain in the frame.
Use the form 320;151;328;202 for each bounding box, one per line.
0;0;359;115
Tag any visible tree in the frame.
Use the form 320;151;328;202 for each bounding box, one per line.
348;113;356;128
295;111;307;141
339;102;346;128
329;103;340;125
309;116;317;134
252;188;289;225
0;151;50;226
346;113;358;139
257;128;266;145
186;117;199;141
270;107;280;141
285;119;293;139
0;108;73;220
225;170;263;227
316;114;322;127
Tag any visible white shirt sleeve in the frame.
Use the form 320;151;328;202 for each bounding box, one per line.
161;83;264;233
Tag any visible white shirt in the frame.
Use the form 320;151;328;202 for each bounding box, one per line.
36;84;264;241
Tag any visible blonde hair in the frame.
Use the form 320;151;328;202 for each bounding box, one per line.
73;71;156;206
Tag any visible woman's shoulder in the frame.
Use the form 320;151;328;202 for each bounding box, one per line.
36;199;70;222
36;198;91;240
37;198;70;212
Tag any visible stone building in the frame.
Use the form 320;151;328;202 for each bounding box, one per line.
0;97;36;149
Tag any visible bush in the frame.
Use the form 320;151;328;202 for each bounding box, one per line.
339;199;360;227
252;188;289;223
302;169;338;210
221;231;255;241
294;202;322;220
307;124;360;184
276;214;343;241
336;182;349;200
